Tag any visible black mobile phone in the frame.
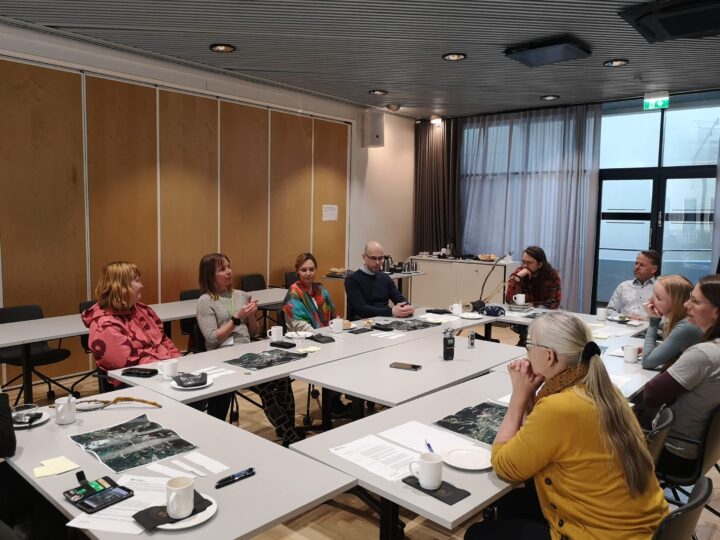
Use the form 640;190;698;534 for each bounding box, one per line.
121;367;158;378
64;476;133;513
270;341;296;349
390;362;422;371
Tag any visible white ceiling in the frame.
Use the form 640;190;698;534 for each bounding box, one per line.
1;0;719;118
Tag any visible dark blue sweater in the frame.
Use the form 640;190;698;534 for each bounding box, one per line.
344;269;406;320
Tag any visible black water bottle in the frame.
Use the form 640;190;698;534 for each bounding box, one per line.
443;329;455;360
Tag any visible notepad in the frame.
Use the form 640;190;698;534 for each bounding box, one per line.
33;456;79;478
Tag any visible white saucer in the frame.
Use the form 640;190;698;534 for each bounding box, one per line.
13;411;50;430
157;494;217;530
460;312;483;320
170;380;213;391
607;315;630;324
443;447;492;471
285;331;314;339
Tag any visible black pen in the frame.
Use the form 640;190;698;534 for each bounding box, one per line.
215;467;255;489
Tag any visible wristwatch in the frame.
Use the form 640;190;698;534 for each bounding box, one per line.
231;316;242;326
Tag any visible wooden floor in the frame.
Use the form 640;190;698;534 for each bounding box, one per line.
6;325;720;539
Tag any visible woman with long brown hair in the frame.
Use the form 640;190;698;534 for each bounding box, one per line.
466;312;667;539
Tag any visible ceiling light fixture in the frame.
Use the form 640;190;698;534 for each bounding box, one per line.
386;104;401;112
369;89;388;96
442;52;467;61
603;58;629;67
540;95;560;101
209;43;236;53
430;115;443;125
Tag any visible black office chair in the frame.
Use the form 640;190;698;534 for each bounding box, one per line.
241;273;284;333
179;288;202;353
657;404;720;518
0;305;73;405
284;271;298;288
646;406;674;466
653;476;713;540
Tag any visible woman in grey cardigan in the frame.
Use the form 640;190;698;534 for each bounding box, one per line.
642;275;703;370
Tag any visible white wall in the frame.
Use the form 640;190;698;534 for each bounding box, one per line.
0;23;415;272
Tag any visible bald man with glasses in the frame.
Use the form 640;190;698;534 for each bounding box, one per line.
345;241;415;321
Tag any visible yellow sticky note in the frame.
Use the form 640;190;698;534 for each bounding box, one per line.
297;346;320;353
34;456;79;478
593;332;610;340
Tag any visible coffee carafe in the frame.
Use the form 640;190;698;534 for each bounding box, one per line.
383;255;394;272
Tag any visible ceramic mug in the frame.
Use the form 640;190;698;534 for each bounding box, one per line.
512;294;526;305
55;397;76;425
596;307;607;321
449;303;462;316
330;318;344;334
166;477;194;519
266;325;283;341
160;359;179;380
624;345;640;364
408;452;443;490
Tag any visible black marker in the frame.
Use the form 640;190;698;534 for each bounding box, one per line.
215;467;255;489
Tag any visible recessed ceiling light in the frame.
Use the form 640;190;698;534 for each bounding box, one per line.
210;43;236;53
369;89;388;96
442;52;467;62
540;95;560;101
603;58;630;67
430;115;443;125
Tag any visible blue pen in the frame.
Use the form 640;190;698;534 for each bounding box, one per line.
425;439;434;453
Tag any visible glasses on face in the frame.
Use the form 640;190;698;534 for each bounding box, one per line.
689;295;709;306
525;339;549;351
364;254;385;262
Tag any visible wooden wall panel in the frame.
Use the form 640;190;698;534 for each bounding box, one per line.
220;102;268;285
159;90;218;305
86;77;158;303
269;112;312;287
0;59;88;383
313;120;349;317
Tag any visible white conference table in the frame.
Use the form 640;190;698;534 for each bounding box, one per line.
7;385;355;540
0;288;287;404
291;334;524;427
291;371;515;539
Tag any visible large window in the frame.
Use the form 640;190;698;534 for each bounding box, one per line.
593;92;720;307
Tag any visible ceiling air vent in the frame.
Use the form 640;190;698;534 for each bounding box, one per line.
504;37;591;68
619;0;720;43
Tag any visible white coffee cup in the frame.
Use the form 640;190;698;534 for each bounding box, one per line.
330;318;344;334
266;325;283;341
449;303;462;316
160;359;179;380
55;396;76;425
408;452;443;490
513;294;526;305
596;308;607;321
624;345;640;364
166;477;194;519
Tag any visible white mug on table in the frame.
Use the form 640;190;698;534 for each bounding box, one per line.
55;396;76;425
166;477;194;519
596;307;607;321
267;325;283;341
330;318;344;334
512;294;526;305
449;303;462;316
160;359;179;380
408;452;443;490
624;345;640;364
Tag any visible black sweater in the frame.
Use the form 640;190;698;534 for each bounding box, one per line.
344;269;406;320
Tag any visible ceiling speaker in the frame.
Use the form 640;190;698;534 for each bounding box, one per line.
620;0;720;43
504;37;591;67
363;110;384;148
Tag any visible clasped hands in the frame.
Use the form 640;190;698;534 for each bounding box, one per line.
392;302;415;318
507;358;544;405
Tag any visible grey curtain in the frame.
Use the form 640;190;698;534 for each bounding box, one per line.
413;118;462;254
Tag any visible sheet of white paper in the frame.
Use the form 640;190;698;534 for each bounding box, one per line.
592;325;636;338
417;313;460;323
322;204;338;221
66;490;163;535
379;420;476;455
607;348;625;357
172;460;206;477
117;474;168;493
495;393;512;405
145;462;194;477
610;374;632;388
184;451;229;474
385;333;404;340
330;434;418;481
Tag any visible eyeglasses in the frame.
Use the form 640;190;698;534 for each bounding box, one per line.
689;295;710;306
364;254;385;262
525;339;549;351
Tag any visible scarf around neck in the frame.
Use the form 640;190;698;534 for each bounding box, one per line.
536;362;589;400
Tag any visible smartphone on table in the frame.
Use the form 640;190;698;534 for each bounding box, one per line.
390;362;422;371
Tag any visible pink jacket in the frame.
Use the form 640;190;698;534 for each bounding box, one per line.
81;302;180;385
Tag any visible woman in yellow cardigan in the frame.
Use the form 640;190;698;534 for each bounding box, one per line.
465;312;667;540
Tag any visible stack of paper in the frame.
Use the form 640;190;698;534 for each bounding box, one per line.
33;456;79;478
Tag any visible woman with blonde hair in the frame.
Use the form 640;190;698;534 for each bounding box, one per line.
82;261;180;387
642;274;702;370
465;312;667;540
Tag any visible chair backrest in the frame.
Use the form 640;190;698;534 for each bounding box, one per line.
652;476;713;539
701;403;720;475
179;289;202;336
191;323;207;353
79;300;97;353
0;304;43;324
284;271;298;288
646;407;674;466
241;274;266;292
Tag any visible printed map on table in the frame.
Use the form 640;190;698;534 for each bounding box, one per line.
225;349;308;370
435;401;508;445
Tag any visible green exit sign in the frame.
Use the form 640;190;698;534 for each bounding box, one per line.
644;94;670;110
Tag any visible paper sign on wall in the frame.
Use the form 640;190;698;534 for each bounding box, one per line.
322;205;338;221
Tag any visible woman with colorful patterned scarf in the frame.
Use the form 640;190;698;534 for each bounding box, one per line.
465;312;667;540
283;252;337;332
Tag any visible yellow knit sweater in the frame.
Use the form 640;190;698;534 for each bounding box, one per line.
492;388;668;540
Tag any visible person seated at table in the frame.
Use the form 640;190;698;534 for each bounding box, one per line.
643;274;720;477
641;274;702;370
505;246;561;309
82;261;180;388
466;312;667;539
283;252;337;333
345;240;414;321
607;250;660;319
196;253;303;446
